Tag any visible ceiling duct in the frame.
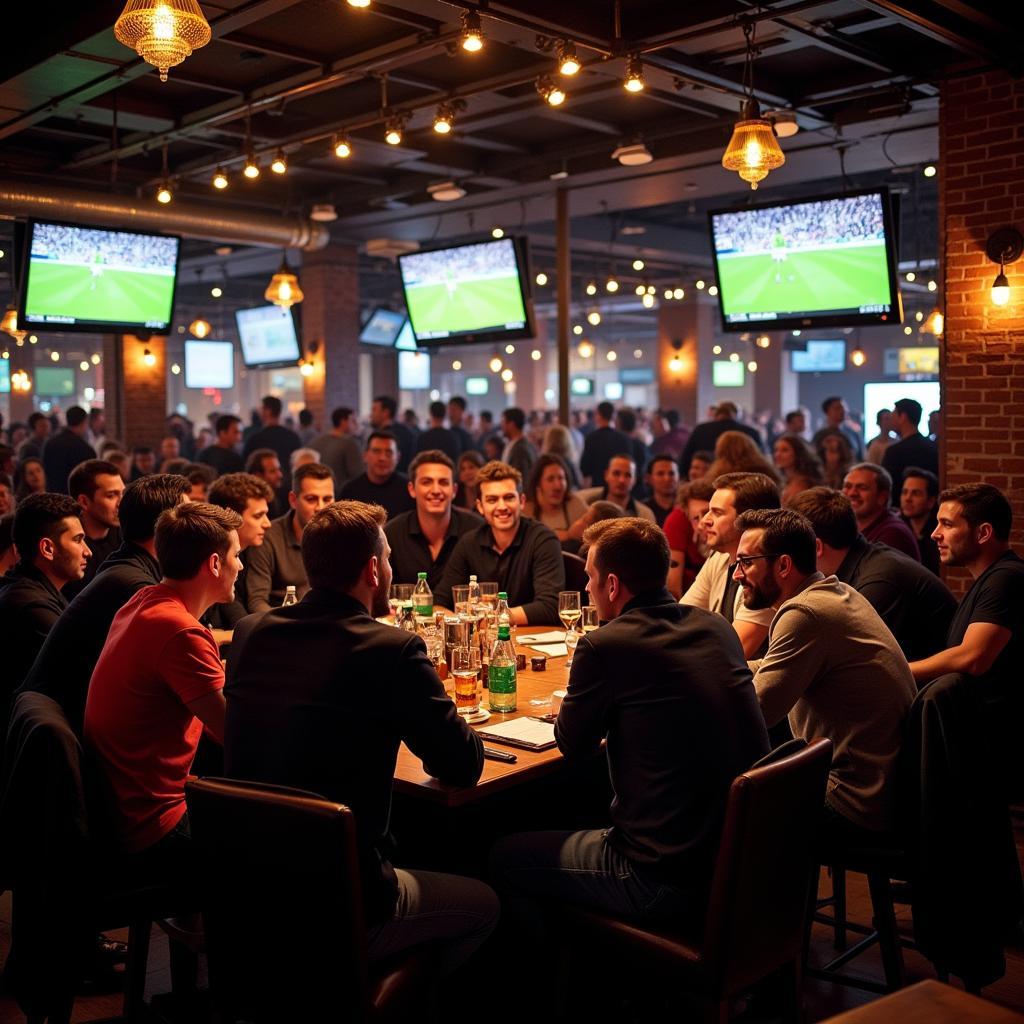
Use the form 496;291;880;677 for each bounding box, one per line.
0;179;330;251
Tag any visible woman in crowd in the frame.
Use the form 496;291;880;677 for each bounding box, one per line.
773;433;825;505
455;450;484;511
704;430;780;484
816;427;855;489
524;453;588;541
541;424;582;490
13;457;46;501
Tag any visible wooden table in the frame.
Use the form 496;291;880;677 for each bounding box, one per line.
821;981;1024;1024
393;628;573;808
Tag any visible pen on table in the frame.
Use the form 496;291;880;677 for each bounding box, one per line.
483;746;517;763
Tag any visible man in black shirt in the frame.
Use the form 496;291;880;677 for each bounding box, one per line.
491;516;768;921
242;396;301;487
198;414;245;477
64;459;124;599
679;401;764;477
882;397;939;502
579;401;631;486
244;447;287;518
41;405;96;494
370;395;414;474
224;500;497;973
644;454;680;528
20;474;191;733
340;432;414;521
790;487;956;662
384;450;480;590
900;466;941;574
436;460;564;624
447;396;473;456
414;401;461;463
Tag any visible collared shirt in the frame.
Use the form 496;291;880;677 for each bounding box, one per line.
435;516;565;624
384;506;482;590
243;510;308;613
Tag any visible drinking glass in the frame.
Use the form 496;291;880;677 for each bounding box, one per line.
565;628;580;669
452;585;471;616
479;581;499;610
444;616;470;670
389;583;413;622
451;646;482;715
581;605;599;634
558;591;582;642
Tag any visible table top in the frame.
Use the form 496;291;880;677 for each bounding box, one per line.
821;981;1024;1024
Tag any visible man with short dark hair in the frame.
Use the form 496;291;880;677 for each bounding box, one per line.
241;395;301;487
17;411;51;462
812;396;863;460
649;409;689;461
415;400;461;462
384;450;480;589
198;415;245;477
644;454;680;528
370;395;414;474
0;493;90;716
616;408;649;496
784;409;807;437
245;447;286;517
491;516;768;922
0;474;13;516
500;407;538;481
882;397;939;499
131;446;156;480
436;460;564;624
579;401;631;486
900;466;940;574
789;487;955;661
312;406;364;490
42;405;96;493
65;459;125;597
678;401;764;479
21;474;191;733
224;500;497;975
842;462;920;560
578;454;655;522
735;508;916;841
339;432;414;521
447;395;473;455
85;502;241;864
245;463;335;613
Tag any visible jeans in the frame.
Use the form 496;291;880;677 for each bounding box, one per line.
366;868;500;976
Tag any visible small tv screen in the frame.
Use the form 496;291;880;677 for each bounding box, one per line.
883;346;939;376
709;188;901;332
465;376;489;395
35;366;75;396
21;219;180;333
0;358;8;394
791;340;846;372
398;350;430;390
235;305;301;368
185;340;234;389
604;382;624;400
570;377;593;396
712;360;745;387
398;237;532;346
394;320;418;351
359;308;406;347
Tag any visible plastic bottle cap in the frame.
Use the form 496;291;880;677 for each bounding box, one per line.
498;592;508;600
417;572;427;579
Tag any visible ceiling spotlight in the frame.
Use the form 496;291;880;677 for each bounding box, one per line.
385;119;404;146
708;285;719;296
49;350;60;362
452;359;463;370
696;279;705;290
585;280;597;296
537;75;566;106
90;353;101;365
433;103;455;134
633;348;643;359
531;349;542;361
587;310;602;326
923;164;937;178
673;287;684;300
334;134;352;159
460;10;484;52
605;277;619;293
535;271;548;286
905;271;916;282
347;0;371;7
500;367;514;382
623;53;645;93
641;293;655;308
211;167;229;189
904;325;913;335
155;179;173;204
927;279;937;292
211;286;223;297
646;285;656;295
170;362;181;374
189;317;212;339
729;352;740;363
80;360;90;372
578;340;594;358
632;258;645;271
492;226;505;239
915;310;924;322
489;356;503;372
505;344;516;354
573;324;583;335
310;203;338;222
635;285;646;297
663;289;673;300
427;180;466;201
243;153;260;179
765;109;799;138
850;347;867;367
557;39;581;76
712;344;722;355
270;149;287;174
747;360;758;372
606;350;618;361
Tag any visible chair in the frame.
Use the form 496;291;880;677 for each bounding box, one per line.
562;550;588;593
558;737;833;1023
186;777;428;1023
0;691;190;1024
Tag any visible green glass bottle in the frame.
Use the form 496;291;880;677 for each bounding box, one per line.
488;624;517;712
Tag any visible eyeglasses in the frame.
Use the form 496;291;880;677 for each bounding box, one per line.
734;553;780;573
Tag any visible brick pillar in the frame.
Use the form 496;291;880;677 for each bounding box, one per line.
299;243;363;424
105;334;167;449
7;343;34;423
657;301;707;426
940;69;1024;588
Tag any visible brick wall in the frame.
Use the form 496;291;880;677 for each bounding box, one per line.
105;333;167;449
940;69;1024;587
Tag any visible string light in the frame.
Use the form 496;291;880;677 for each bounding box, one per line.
605;277;619;293
623;53;645;93
334;134;352;158
460;10;484;52
270;149;287;174
489;357;503;373
578;340;594;358
535;271;548;286
531;349;542;361
385;119;404;146
211;167;229;189
585;280;597;296
491;227;504;239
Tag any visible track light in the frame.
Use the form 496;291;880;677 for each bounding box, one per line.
347;0;371;6
333;134;352;158
433;103;455;134
270;149;287;174
557;39;580;76
536;75;566;106
211;166;229;189
460;10;484;52
623;54;645;93
491;226;504;239
385;118;404;145
155;179;173;204
243;153;260;178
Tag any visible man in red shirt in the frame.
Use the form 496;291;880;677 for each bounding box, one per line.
85;501;242;867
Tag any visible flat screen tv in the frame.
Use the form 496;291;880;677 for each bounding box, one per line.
570;377;593;396
397;236;532;346
394;320;418;351
235;305;301;368
398;349;430;390
34;366;76;396
184;340;234;389
21;219;180;333
712;360;745;387
708;188;901;332
359;307;406;347
465;376;489;395
790;340;846;372
0;358;9;394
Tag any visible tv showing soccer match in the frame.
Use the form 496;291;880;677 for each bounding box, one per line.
235;305;301;368
791;340;846;373
708;189;901;332
359;307;406;347
184;340;235;390
397;237;532;346
21;220;180;333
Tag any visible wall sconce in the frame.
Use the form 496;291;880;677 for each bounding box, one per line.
985;226;1023;307
11;368;31;392
142;348;157;367
668;338;684;373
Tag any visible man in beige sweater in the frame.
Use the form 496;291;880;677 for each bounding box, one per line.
733;508;916;844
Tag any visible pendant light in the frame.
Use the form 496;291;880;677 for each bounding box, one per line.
264;255;304;309
114;0;212;82
721;21;785;190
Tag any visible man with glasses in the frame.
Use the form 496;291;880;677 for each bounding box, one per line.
435;460;564;625
340;431;414;521
734;508;915;843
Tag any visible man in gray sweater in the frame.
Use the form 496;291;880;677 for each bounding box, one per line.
733;508;916;844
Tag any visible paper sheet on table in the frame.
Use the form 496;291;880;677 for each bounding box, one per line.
476;716;557;751
517;634;569;656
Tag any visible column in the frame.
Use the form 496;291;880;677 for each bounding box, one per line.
7;343;33;424
656;301;709;425
104;333;167;449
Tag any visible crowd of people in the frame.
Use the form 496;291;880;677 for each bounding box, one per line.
0;384;1019;1012
29;222;178;271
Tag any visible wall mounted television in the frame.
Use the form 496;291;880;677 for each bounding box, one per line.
235;305;301;368
359;307;406;347
394;320;418;351
34;366;76;397
398;349;430;390
184;340;235;389
712;360;745;387
397;236;532;347
20;219;180;333
0;358;8;394
708;188;902;332
790;340;846;372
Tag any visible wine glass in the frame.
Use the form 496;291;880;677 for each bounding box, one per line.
581;605;599;634
558;591;581;643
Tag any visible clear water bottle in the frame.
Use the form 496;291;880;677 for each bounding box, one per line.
281;585;298;607
467;574;480;608
488;624;517;712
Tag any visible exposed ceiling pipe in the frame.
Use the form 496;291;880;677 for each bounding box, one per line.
0;179;330;251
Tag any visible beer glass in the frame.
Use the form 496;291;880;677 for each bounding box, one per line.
451;646;482;714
